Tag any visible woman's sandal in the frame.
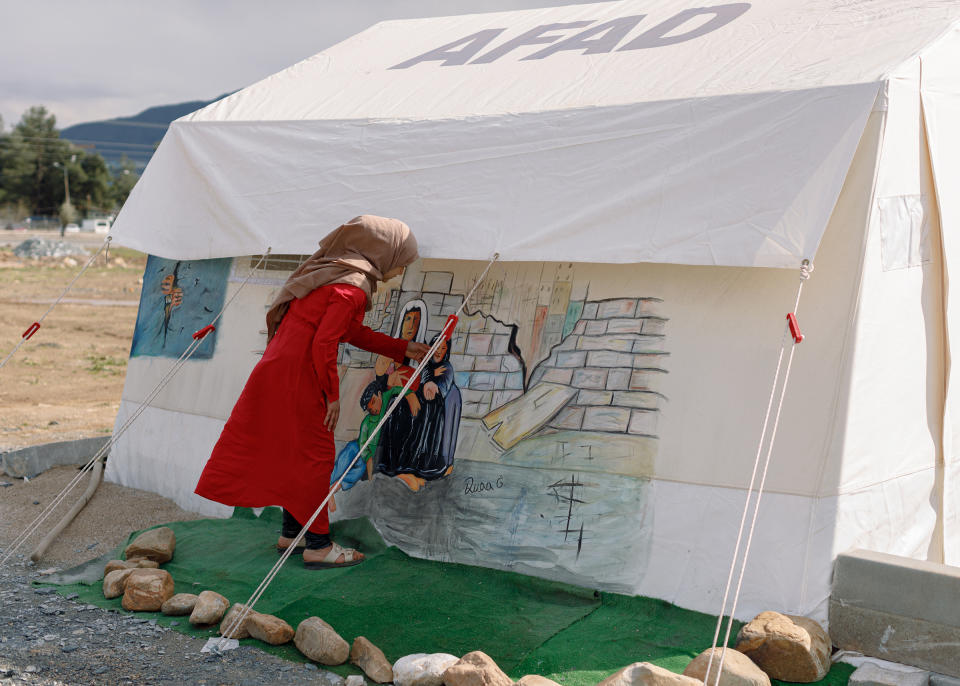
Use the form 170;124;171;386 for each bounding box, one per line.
303;542;364;570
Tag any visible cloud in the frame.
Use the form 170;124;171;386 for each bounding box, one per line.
1;0;611;129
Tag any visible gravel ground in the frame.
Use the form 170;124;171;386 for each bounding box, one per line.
0;563;345;686
0;467;345;686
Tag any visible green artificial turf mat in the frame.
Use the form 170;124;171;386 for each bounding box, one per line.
43;509;851;685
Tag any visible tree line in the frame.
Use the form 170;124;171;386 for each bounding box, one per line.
0;106;140;226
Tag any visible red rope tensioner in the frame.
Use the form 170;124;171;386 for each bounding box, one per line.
442;314;458;341
192;325;216;340
22;322;41;340
786;313;803;344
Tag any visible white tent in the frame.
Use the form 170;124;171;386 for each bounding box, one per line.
106;0;960;622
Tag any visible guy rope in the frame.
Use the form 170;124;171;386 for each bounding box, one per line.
703;259;813;686
0;248;273;567
215;253;501;652
0;235;112;372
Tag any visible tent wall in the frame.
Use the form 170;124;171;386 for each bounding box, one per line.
821;60;947;581
921;25;960;565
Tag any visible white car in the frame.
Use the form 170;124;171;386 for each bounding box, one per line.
64;223;80;233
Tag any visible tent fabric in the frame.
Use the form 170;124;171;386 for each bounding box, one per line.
108;0;960;266
101;0;960;627
921;24;960;564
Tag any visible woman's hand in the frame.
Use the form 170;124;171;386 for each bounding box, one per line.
423;381;439;401
406;394;421;417
374;354;392;376
324;400;340;432
405;341;430;362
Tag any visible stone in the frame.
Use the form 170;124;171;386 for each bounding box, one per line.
121;569;175;612
104;558;159;577
393;653;460;686
12;238;87;259
517;676;564;686
597;663;701;686
123;526;176;563
104;559;134;576
247;612;294;645
849;663;931;686
189;590;229;625
735;611;831;682
683;648;771;686
350;636;394;683
442;651;513;686
318;672;347;686
219;603;253;639
160;593;198;616
346;676;367;686
102;568;135;599
295;617;349;665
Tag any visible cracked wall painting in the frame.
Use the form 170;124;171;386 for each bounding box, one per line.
333;261;666;590
130;256;232;359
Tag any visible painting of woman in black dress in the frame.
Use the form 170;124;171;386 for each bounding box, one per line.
374;300;427;490
374;301;461;491
405;333;461;480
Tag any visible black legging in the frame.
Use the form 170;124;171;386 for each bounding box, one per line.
281;509;332;550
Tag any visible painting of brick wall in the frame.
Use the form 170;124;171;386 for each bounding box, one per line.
338;270;525;419
530;297;668;437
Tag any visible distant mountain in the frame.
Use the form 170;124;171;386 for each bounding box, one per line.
61;94;232;170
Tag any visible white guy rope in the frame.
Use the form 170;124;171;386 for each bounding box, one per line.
0;249;272;566
0;236;112;372
216;253;500;651
704;260;813;686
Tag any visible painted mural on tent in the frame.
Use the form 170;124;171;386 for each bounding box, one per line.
130;256;231;359
330;260;668;590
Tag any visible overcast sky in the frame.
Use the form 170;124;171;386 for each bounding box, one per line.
0;0;608;131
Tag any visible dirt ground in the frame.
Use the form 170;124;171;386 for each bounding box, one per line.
0;465;200;568
0;231;144;453
0;234;343;686
0;232;206;566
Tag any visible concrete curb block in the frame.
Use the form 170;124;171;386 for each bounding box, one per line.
831;549;960;678
1;436;109;478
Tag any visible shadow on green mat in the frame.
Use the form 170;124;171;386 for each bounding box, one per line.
44;509;853;686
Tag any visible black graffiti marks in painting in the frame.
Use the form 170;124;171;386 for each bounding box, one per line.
547;473;587;559
158;261;183;349
464;475;504;495
460;303;527;390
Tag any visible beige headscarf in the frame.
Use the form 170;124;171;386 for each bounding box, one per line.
266;215;418;341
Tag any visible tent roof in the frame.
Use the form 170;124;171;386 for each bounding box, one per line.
111;0;960;266
189;0;960;122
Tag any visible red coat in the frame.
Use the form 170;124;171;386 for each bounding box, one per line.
195;283;407;533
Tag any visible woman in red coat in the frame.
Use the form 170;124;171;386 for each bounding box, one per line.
195;216;427;569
